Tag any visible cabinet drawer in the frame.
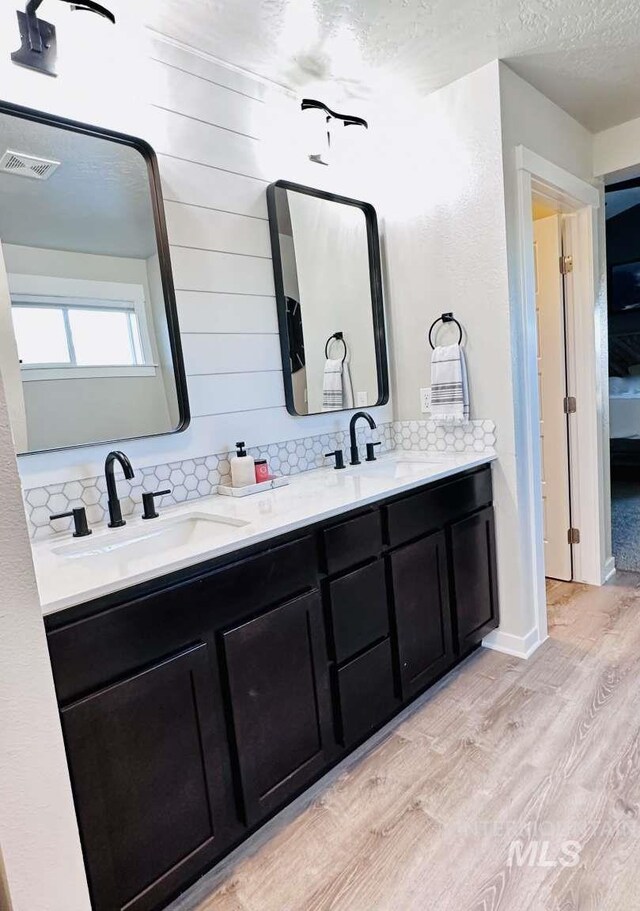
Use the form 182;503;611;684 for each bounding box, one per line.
322;510;382;575
384;467;492;547
335;639;396;745
328;560;389;663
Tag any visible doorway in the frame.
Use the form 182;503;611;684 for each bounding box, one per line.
514;146;606;652
532;202;573;581
605;177;640;571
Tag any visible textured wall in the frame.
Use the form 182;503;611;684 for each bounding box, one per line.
0;375;90;909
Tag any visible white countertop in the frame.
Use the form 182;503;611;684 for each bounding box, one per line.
33;449;497;616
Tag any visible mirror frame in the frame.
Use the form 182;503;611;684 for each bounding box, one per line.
0;99;190;454
266;180;389;416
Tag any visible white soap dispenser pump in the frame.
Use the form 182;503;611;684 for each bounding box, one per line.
230;441;255;488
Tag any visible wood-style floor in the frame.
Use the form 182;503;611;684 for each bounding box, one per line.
171;573;640;911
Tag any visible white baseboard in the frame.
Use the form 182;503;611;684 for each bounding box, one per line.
603;556;616;583
482;626;543;660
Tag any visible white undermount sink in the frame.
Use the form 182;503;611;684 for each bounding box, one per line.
53;512;250;569
345;457;443;480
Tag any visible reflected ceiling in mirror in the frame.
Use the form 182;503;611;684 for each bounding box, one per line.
0;102;189;454
267;181;388;416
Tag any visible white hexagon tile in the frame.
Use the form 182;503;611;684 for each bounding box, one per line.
23;419;495;540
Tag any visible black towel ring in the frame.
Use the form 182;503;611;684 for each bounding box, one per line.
428;312;463;349
325;331;347;364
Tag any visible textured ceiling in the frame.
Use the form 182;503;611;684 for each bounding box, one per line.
0;112;156;259
143;0;640;132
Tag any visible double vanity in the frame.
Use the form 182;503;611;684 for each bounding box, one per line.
0;97;499;911
39;448;499;911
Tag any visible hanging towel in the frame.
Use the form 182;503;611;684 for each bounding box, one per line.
322;358;345;411
321;358;355;411
430;343;469;423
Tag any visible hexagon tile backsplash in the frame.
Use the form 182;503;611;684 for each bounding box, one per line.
23;419;495;540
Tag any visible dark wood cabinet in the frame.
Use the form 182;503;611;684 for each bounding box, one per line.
222;591;333;824
47;463;498;911
449;505;499;654
389;531;454;699
61;643;236;911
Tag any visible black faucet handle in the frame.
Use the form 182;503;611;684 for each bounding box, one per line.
141;489;172;520
324;449;345;470
50;507;92;537
365;442;382;462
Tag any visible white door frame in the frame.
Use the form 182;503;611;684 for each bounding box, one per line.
515;146;609;643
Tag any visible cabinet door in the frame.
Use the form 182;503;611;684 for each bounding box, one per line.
61;643;236;911
450;505;499;654
389;531;454;699
222;591;332;824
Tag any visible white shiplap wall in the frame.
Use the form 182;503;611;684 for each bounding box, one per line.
17;33;392;487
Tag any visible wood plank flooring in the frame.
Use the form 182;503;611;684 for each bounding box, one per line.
170;573;640;911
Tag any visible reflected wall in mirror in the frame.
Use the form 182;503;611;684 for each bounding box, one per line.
0;102;189;454
267;181;388;416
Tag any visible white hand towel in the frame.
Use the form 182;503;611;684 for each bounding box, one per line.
322;358;344;411
430;343;469;424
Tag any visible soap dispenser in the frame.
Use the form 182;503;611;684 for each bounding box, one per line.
230;441;256;488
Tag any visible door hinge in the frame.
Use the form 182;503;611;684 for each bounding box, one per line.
568;527;580;545
560;254;573;275
564;396;577;414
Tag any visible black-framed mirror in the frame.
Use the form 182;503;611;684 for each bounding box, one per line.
0;100;189;454
267;180;389;416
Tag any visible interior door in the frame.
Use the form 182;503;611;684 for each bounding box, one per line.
534;213;573;580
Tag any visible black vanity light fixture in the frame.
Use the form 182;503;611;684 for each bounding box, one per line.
12;0;116;77
301;98;368;166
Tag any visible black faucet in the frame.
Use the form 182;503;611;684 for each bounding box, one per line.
105;450;135;528
349;411;377;466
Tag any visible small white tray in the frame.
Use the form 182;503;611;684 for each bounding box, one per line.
217;476;289;498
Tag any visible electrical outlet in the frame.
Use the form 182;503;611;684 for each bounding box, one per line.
356;391;368;406
420;387;431;414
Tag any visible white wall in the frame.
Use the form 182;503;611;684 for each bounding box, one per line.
378;62;537;649
594;115;640;182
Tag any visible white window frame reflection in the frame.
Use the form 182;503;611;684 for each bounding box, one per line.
8;274;157;381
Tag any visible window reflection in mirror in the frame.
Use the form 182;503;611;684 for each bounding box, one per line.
0;105;188;454
267;182;388;416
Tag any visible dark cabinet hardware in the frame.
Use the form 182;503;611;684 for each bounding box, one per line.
105;450;135;528
348;411;376;465
142;489;172;520
365;441;382;462
324;449;345;470
50;506;92;537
